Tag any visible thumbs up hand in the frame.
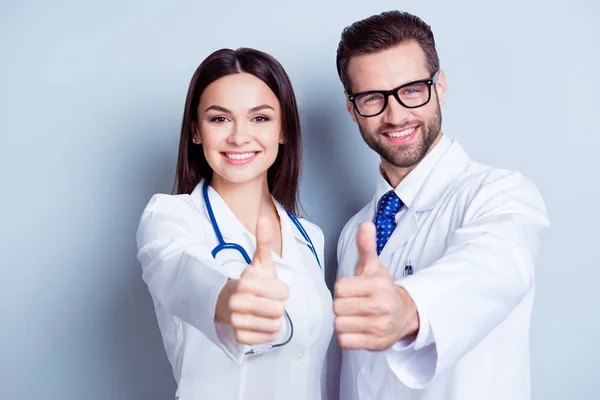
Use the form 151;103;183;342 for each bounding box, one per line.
354;221;384;277
333;222;419;350
228;216;289;345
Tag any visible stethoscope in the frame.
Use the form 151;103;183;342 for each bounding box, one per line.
202;181;321;355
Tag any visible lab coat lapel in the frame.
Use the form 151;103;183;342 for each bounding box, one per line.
280;210;311;248
191;182;309;270
411;140;471;211
189;180;254;251
276;204;311;272
378;209;417;262
378;140;471;262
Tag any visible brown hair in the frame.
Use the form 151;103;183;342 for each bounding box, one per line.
336;10;440;92
174;48;302;214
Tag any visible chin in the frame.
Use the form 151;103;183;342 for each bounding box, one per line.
213;168;267;186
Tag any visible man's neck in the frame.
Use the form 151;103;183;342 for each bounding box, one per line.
380;162;415;189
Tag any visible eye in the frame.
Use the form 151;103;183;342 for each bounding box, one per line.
252;115;270;122
356;93;384;106
365;95;381;103
210;116;229;123
400;83;427;97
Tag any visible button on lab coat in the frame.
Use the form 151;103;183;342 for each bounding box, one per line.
335;136;549;400
136;180;334;400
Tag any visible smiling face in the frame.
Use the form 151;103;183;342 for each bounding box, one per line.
345;41;446;170
193;72;283;186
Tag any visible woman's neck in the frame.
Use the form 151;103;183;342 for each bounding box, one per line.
210;174;278;236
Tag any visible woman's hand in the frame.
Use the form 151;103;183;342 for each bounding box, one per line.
215;217;289;345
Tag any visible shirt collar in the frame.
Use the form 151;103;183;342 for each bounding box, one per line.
374;134;452;209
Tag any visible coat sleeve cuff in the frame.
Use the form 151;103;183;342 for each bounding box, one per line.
171;254;248;365
215;321;249;365
384;277;439;389
200;268;250;364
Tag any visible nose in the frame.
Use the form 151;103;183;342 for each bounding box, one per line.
227;122;252;145
382;95;411;126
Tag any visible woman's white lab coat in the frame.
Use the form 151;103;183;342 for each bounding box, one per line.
136;180;334;400
335;136;550;400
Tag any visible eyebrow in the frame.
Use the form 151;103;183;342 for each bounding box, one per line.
204;104;275;113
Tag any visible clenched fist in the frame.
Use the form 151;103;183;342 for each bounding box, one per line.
333;221;419;350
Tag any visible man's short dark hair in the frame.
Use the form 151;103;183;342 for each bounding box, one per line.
336;10;440;92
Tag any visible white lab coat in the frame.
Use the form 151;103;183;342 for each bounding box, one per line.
136;179;334;400
335;136;549;400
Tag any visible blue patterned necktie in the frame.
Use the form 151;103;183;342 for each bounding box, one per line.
374;190;403;255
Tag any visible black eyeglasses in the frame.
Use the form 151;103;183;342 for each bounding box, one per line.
347;71;439;117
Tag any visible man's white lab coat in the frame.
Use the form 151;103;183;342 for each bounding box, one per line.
335;136;549;400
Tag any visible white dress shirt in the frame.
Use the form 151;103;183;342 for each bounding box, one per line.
335;135;550;400
136;180;334;400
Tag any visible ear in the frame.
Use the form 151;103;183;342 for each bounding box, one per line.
279;131;286;144
345;92;358;123
191;121;202;144
434;69;447;106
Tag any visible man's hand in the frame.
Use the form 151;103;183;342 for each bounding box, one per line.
333;221;419;350
217;216;289;345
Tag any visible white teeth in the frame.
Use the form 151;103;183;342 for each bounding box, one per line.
387;127;417;138
225;152;257;160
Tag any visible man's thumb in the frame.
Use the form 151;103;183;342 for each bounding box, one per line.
355;221;379;276
253;216;276;277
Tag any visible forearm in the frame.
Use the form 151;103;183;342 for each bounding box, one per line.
142;247;230;331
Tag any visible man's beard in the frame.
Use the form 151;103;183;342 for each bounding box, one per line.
358;104;442;169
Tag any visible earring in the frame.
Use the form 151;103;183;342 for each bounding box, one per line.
192;138;196;144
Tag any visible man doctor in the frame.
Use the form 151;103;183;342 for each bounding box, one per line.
332;10;550;400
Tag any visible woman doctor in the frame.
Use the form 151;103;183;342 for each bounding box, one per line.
136;48;334;399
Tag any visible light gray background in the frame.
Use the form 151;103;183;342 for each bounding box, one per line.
1;0;598;399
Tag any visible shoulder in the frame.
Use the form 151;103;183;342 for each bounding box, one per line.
453;162;548;222
437;140;544;204
458;161;543;199
136;192;207;251
138;192;198;224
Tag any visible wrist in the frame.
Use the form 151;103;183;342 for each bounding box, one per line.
215;279;237;323
395;284;420;338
